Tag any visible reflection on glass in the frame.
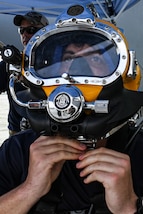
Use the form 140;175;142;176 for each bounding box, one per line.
33;31;119;79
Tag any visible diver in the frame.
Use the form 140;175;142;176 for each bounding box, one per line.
0;3;143;214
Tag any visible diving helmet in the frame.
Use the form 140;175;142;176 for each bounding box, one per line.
9;3;143;144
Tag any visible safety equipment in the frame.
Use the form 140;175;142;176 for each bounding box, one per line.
9;3;143;145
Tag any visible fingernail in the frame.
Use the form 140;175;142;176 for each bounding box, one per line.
80;143;86;148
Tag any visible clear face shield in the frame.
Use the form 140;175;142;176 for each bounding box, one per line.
32;31;119;80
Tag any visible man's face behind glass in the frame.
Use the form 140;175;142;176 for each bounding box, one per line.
60;43;110;77
33;31;119;79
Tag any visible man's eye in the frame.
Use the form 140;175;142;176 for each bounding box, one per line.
64;57;73;62
90;56;102;64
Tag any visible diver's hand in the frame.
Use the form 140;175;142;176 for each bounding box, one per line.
0;136;86;214
76;147;137;214
25;135;86;200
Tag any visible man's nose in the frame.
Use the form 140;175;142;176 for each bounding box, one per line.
69;57;93;76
